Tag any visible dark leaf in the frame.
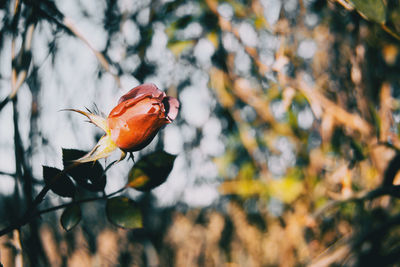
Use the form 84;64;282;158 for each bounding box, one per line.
43;166;75;198
62;148;106;192
106;197;142;229
60;204;81;231
127;150;177;191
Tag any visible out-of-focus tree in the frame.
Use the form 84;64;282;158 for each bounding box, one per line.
2;0;400;266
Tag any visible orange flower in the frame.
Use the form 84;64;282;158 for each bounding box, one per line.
66;83;179;162
107;83;179;151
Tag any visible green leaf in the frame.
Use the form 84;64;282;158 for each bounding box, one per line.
350;0;387;23
127;151;177;191
62;148;106;192
60;204;82;231
43;166;75;198
106;197;142;229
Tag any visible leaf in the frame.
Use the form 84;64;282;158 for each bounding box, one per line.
60;204;81;231
62;148;106;192
127;151;177;191
350;0;387;24
43;166;75;198
106;197;142;229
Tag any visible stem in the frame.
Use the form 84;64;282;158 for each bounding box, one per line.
0;161;102;236
35;187;125;216
26;162;81;211
0;187;126;236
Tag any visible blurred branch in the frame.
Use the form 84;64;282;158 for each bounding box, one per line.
205;0;270;74
22;0;121;88
209;68;270;179
62;18;121;88
312;205;400;266
379;83;395;143
0;0;32;112
296;76;373;139
333;0;400;41
1;0;122;112
313;185;400;218
309;236;352;267
232;78;275;123
207;0;376;144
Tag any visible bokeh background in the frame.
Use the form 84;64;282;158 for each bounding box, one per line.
2;0;400;266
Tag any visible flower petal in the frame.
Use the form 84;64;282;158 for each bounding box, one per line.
118;83;165;104
163;96;180;121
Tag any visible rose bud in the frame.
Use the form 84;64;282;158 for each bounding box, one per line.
65;83;179;163
107;83;180;151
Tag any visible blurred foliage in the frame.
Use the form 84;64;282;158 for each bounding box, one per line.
3;0;400;266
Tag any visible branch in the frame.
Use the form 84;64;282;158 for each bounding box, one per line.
313;185;400;218
25;1;121;88
0;187;126;237
311;204;400;266
0;161;95;236
36;187;125;216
